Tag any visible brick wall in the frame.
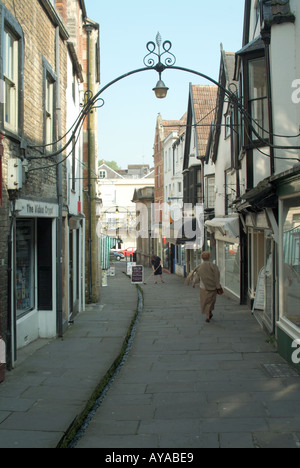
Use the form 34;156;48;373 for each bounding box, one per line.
0;0;69;366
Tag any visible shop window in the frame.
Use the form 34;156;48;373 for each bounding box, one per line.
163;240;170;271
281;198;300;328
37;219;53;310
16;220;35;317
248;228;265;298
264;234;274;331
224;243;240;297
218;241;240;297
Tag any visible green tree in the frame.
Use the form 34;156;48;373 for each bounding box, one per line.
99;160;121;171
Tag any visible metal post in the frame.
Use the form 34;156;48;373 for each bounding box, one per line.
86;25;93;303
56;27;63;337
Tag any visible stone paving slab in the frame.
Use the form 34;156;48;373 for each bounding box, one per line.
0;264;138;448
1;264;300;449
75;268;300;449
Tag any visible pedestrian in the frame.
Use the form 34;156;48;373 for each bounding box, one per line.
151;255;165;284
186;251;222;323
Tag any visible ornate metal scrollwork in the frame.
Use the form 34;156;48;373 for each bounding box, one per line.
143;32;176;72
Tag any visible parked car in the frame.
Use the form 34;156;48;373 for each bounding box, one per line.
117;247;137;258
110;250;125;261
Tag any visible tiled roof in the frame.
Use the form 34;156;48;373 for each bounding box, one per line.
191;85;218;155
162;115;187;139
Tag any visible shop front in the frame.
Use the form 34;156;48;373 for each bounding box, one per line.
68;215;85;322
217;237;240;298
277;181;300;371
245;212;276;334
11;199;58;359
174;245;186;277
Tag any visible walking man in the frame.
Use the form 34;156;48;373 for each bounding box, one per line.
191;251;221;323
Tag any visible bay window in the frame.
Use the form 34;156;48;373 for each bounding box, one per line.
248;57;269;141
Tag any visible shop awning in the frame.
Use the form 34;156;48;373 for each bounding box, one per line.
205;216;240;239
100;235;119;270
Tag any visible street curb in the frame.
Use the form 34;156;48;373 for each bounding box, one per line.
57;283;144;449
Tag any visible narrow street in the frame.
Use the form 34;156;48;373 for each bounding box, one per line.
74;264;300;449
1;0;300;451
0;263;300;448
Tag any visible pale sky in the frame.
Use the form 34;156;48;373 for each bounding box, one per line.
84;0;245;168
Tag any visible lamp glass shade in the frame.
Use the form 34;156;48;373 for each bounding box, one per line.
153;80;169;99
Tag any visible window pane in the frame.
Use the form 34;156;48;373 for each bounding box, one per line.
3;29;18;132
251;97;269;139
46;79;53;114
45;79;53;146
4;80;11;124
4;31;14;80
206;177;215;208
16;220;34;316
249;58;267;100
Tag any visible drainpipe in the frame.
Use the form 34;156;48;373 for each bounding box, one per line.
7;199;16;370
56;27;63;337
262;27;275;175
262;26;276;329
85;25;93;303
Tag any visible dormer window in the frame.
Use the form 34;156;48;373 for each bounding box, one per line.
99;170;107;179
